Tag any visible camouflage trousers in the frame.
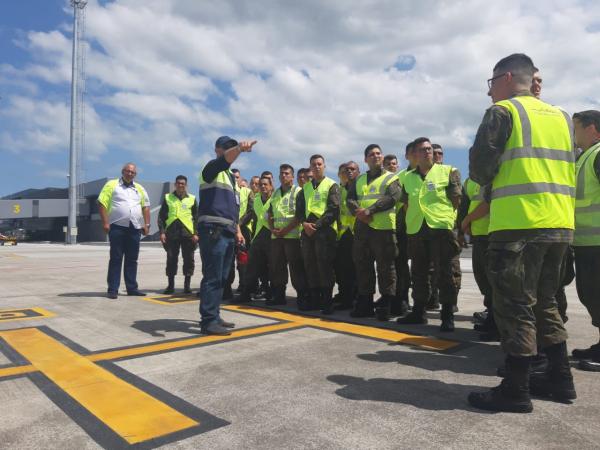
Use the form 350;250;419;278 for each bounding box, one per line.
487;240;569;357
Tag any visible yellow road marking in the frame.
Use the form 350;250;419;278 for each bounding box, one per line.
0;328;199;444
223;305;458;351
142;294;198;305
0;307;54;322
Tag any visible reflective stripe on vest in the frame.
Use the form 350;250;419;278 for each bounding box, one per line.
303;177;337;231
404;164;456;235
271;185;301;239
165;193;196;234
464;178;489;236
574;142;600;246
490;96;575;232
198;169;240;227
356;171;397;231
97;179;146;214
253;195;271;240
338;184;356;239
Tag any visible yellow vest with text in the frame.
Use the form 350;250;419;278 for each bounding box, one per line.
574;142;600;246
404;164;456;235
356;171;398;230
464;178;489;236
271;185;302;239
489;96;575;232
303;177;337;232
165;193;196;234
252;195;271;240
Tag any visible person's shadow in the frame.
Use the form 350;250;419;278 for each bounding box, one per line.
131;319;202;337
356;350;499;377
327;375;491;412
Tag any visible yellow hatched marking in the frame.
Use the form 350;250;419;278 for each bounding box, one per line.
223;305;458;351
0;328;199;444
0;307;55;322
141;295;197;305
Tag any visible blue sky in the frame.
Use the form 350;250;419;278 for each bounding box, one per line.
1;0;600;198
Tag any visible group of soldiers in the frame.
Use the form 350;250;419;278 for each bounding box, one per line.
137;52;600;414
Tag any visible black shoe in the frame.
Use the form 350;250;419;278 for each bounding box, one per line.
390;300;409;317
529;372;577;402
266;286;287;306
349;295;374;318
473;310;488;324
426;301;440;311
127;290;147;296
572;343;600;360
107;291;118;299
232;288;252;304
218;318;235;328
164;276;175;294
375;306;390;321
578;359;600;372
183;276;192;294
440;304;455;332
200;323;232;336
163;286;175;294
468;383;533;413
396;310;427;325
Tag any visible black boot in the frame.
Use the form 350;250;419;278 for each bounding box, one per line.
440;303;455;332
266;286;287;306
476;309;500;341
335;288;353;310
320;288;334;315
306;289;321;311
375;296;392;321
163;275;175;294
233;286;252;304
468;355;533;413
297;291;312;311
396;304;427;324
530;342;576;402
350;295;375;318
572;341;600;360
183;276;192;294
390;297;409;317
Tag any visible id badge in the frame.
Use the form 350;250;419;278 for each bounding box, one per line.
427;182;436;192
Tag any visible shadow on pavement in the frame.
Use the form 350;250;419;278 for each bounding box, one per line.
131;319;202;337
356;350;499;377
327;375;490;412
57;292;109;298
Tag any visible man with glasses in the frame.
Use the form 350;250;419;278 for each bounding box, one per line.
98;163;150;299
468;53;576;412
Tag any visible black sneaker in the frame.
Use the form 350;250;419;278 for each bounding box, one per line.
572;343;600;360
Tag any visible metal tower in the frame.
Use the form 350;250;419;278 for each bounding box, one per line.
67;0;87;244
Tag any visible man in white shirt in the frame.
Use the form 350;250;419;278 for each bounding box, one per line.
98;163;150;299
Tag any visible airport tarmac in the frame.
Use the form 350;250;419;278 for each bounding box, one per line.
1;243;599;449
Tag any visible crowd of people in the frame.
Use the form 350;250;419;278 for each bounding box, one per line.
97;53;600;414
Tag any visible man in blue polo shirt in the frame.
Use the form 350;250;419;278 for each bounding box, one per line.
197;136;257;335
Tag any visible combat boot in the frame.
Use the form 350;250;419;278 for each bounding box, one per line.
335;288;354;310
440;303;455;332
572;341;600;360
390;298;409;317
320;288;334;315
233;286;252;304
374;296;392;321
163;275;175;294
529;342;576;402
183;276;192;294
266;286;286;306
350;295;375;318
396;305;427;325
307;289;321;311
468;355;533;413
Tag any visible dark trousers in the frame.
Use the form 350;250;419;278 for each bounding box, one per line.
163;236;196;276
335;229;356;297
245;234;271;289
574;246;600;328
270;238;307;293
556;246;575;322
353;227;397;296
198;224;235;327
235;226;252;289
408;230;461;309
395;229;410;303
487;240;568;357
107;223;141;294
472;237;492;309
301;227;337;289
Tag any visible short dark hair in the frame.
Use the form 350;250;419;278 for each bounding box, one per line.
346;160;358;168
175;175;187;183
412;137;431;148
383;154;397;164
279;163;294;174
297;168;308;177
431;144;442;150
363;144;381;158
260;170;273;178
573;110;600;131
231;168;240;174
259;175;273;185
493;53;535;86
309;154;325;163
405;141;414;155
338;162;348;171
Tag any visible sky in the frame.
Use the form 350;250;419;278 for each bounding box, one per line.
1;0;600;197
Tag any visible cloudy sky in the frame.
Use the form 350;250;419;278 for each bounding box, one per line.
1;0;599;197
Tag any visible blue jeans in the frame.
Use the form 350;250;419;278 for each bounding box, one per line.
198;224;235;327
107;223;141;293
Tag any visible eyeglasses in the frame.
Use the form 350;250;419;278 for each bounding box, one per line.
487;72;507;89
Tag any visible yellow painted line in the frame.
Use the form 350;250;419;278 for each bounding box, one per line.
0;328;199;444
223;305;459;351
0;364;35;378
87;321;302;362
141;295;197;305
0;307;55;322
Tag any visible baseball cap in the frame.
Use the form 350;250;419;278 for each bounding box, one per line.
215;136;238;150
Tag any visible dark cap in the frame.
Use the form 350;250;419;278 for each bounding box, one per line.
215;136;238;150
